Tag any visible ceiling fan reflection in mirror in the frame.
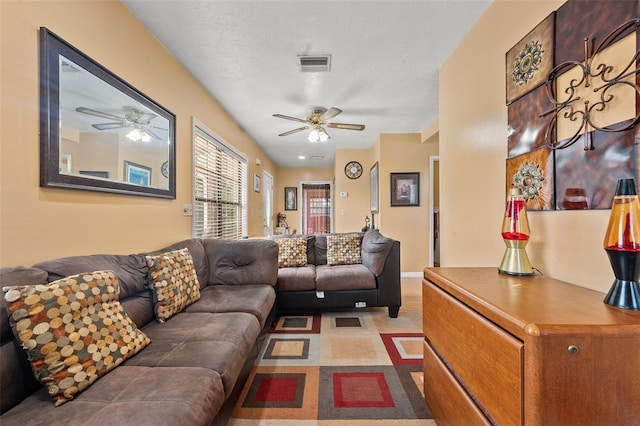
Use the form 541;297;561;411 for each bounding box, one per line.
75;106;167;142
273;107;365;142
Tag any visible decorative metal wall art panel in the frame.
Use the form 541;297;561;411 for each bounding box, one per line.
555;127;637;210
506;147;554;211
506;12;555;105
508;85;552;158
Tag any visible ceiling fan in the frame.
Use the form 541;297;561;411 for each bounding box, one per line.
273;107;365;142
75;106;165;141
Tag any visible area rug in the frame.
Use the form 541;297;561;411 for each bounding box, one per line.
228;287;434;425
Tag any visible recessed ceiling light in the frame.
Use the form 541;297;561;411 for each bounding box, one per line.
298;155;306;160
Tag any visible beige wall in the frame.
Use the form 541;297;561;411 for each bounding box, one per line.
0;1;276;266
333;149;376;233
274;167;333;234
377;133;435;273
332;134;437;272
440;0;617;293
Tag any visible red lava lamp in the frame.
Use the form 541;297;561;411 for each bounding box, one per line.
499;188;534;276
603;178;640;310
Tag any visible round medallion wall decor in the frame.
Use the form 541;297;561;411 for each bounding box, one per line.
344;161;363;179
161;161;170;178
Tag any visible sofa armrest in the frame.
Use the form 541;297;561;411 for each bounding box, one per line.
203;239;279;286
376;240;401;311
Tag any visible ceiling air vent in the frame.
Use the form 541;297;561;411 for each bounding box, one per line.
298;54;331;72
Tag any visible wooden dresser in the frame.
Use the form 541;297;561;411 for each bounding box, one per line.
422;267;640;426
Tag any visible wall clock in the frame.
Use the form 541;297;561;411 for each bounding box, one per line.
161;161;169;178
345;161;363;179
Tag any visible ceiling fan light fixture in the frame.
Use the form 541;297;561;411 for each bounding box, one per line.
319;129;330;142
127;128;151;142
308;129;320;143
308;127;330;143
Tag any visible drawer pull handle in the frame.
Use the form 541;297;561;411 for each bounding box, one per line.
568;345;579;354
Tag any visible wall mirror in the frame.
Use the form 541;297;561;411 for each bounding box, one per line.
40;27;176;198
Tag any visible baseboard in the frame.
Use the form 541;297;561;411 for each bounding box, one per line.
401;272;423;278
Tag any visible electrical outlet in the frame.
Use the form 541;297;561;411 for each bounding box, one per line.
182;204;193;216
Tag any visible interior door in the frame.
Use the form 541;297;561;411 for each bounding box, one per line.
301;182;332;234
262;171;274;236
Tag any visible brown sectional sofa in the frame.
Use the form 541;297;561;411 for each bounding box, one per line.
273;229;401;317
0;238;279;426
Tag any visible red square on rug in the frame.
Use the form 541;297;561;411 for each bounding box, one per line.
333;372;394;408
243;373;306;408
380;333;424;365
256;377;298;402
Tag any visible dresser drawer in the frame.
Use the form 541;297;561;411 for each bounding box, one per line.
424;341;491;426
423;280;523;425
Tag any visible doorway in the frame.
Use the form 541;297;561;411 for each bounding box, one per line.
262;171;274;236
429;156;440;266
301;182;332;234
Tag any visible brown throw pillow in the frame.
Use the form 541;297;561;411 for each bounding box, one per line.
146;248;201;322
327;233;363;266
276;237;308;267
2;271;150;406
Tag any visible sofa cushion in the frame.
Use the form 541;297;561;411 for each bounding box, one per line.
33;254;149;300
314;234;328;265
361;229;395;276
204;239;278;286
125;312;260;397
326;233;363;266
315;264;376;291
0;366;224;426
183;284;276;329
275;237;308;267
2;271;150;406
146;248;201;323
276;265;317;292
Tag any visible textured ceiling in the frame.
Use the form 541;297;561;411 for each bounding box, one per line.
122;0;491;167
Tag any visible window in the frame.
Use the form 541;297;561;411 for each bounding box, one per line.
193;120;247;239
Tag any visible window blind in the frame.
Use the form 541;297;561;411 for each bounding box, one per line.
193;124;247;239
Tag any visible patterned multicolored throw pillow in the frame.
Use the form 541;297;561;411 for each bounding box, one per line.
145;248;200;322
2;270;150;406
276;237;308;267
327;233;363;266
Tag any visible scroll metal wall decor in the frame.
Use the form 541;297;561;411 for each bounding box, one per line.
506;0;640;211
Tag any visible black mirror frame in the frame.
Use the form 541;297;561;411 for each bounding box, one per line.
39;27;176;199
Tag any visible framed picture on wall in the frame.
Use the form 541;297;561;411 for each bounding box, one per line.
285;187;297;210
124;161;151;186
253;174;261;192
370;162;379;213
390;172;420;206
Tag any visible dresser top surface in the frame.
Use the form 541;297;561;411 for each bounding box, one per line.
424;267;640;338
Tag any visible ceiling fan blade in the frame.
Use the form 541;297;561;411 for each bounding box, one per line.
320;107;342;121
76;107;124;121
145;129;162;140
137;113;158;123
327;122;365;131
273;114;308;124
92;122;127;130
278;126;309;137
